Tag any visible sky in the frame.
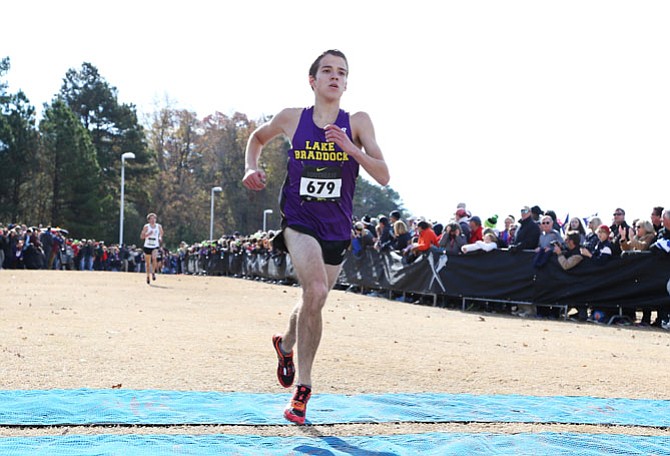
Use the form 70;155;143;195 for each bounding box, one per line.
3;0;670;229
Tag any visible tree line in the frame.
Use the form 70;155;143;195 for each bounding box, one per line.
0;58;404;247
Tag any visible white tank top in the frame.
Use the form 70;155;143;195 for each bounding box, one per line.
143;223;162;248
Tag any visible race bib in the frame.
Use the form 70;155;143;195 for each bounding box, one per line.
300;166;342;201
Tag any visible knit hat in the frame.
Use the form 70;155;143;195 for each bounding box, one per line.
597;224;610;235
484;215;498;229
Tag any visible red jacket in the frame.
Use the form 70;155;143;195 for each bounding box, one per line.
469;226;483;243
417;228;439;251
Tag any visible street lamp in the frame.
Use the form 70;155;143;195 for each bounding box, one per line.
210;186;223;240
263;209;273;232
119;152;135;246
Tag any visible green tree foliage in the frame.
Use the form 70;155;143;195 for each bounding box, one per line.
59;62;152;241
0;57;8;97
0;91;39;222
353;176;404;220
145;107;206;245
196;112;288;236
39;99;109;238
0;58;40;223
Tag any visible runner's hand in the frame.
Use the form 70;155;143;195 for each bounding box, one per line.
243;168;267;191
324;124;356;156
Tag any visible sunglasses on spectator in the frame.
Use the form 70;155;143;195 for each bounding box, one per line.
541;221;552;225
613;212;623;216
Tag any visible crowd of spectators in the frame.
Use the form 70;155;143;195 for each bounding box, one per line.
0;223;176;273
0;223;278;277
3;202;669;329
348;203;670;329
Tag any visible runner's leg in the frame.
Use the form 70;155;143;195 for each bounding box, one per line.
145;252;152;283
282;228;342;387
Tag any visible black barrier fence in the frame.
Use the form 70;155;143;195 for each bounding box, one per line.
184;248;670;316
183;251;298;283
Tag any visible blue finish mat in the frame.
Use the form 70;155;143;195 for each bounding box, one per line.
1;389;669;427
0;432;669;456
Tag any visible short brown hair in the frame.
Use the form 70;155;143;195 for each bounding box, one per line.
309;49;348;78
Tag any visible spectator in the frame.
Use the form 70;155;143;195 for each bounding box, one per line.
498;215;515;247
439;222;467;254
391;220;412;252
389;210;402;237
432;222;444;238
50;229;64;270
14;237;25;269
107;245;122;271
484;215;499;236
454;208;471;241
533;215;563;268
582;224;617;322
0;225;7;269
374;216;393;251
407;220;439;255
530;205;543;222
650;209;670;254
23;227;45;269
619;219;656;326
94;241;106;271
620;220;656;252
405;216;418;238
609;208;630;256
650;209;670;328
584;217;603;253
544;209;562;232
580;224;613;265
554;230;584;271
510;206;540;251
351;221;374;258
389;210;402;225
40;228;54;269
461;232;498;254
468;216;483;243
81;240;94;271
553;231;586;321
651;206;664;234
566;217;587;245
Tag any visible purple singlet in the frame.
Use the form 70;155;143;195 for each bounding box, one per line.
279;107;359;241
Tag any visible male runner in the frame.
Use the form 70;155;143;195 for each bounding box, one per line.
242;49;389;424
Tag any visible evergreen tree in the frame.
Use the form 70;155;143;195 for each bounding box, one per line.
59;62;152;240
0;58;40;223
39;99;109;238
353;177;404;220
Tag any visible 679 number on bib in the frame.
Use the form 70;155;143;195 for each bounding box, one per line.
299;166;342;201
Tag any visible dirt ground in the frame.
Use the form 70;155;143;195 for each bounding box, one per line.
1;270;669;438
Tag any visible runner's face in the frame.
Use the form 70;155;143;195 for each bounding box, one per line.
310;54;348;98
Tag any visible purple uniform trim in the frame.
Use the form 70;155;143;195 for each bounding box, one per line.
280;107;359;241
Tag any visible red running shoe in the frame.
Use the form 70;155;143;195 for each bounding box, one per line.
272;335;295;388
284;384;311;425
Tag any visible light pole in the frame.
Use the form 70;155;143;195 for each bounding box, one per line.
210;186;223;240
119;152;135;246
263;209;273;232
